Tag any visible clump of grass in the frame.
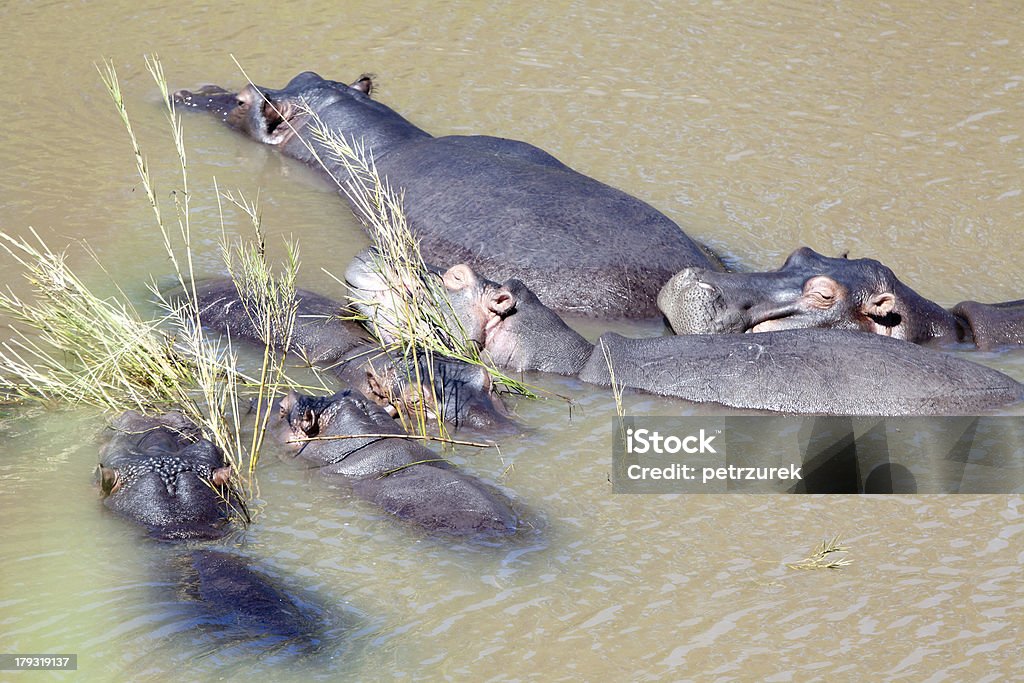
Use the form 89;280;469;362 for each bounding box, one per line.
101;56;301;487
217;187;301;476
0;228;212;416
787;534;852;570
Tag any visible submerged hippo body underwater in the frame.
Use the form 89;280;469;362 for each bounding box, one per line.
174;71;719;319
97;411;326;653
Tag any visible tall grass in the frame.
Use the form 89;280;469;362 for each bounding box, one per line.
0;57;298;502
0;228;212;416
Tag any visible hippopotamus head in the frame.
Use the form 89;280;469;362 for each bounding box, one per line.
173;72;373;147
273;389;388;453
349;350;515;432
345;247;515;351
657;247;960;343
346;250;593;375
173;70;435;171
98;412;240;541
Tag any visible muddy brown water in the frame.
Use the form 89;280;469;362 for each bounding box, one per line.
1;1;1022;680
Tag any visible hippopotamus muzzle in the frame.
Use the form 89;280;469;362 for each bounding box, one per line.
173;85;240;121
98;412;241;541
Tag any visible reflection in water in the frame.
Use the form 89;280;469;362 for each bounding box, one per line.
0;0;1022;679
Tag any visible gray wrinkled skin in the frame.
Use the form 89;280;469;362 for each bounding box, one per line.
656;268;728;334
579;330;1024;416
659;247;1024;350
952;299;1024;351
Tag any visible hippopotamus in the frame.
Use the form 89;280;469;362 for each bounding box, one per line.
98;411;321;649
273;389;518;536
657;247;1024;350
182;279;513;431
173;71;720;318
347;256;1024;416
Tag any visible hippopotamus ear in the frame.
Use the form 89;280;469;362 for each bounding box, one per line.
211;466;232;487
487;286;516;316
96;465;122;496
350;75;373;96
863;292;896;317
298;406;318;437
260;96;297;145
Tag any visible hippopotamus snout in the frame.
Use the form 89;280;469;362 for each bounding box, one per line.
657;267;737;334
100;467;231;540
659;266;816;335
174;83;294;144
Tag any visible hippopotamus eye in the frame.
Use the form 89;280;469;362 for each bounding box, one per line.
803;276;840;306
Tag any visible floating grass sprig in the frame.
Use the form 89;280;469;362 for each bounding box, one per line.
787;534;852;571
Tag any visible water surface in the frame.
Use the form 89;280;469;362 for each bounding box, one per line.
1;1;1022;679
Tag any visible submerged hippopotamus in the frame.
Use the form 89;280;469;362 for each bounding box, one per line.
347;256;1024;416
182;279;513;431
174;71;719;318
98;411;321;649
658;247;1024;350
273;389;518;537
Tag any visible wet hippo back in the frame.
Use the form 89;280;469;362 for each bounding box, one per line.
185;279;370;366
580;329;1024;416
377;135;713;318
